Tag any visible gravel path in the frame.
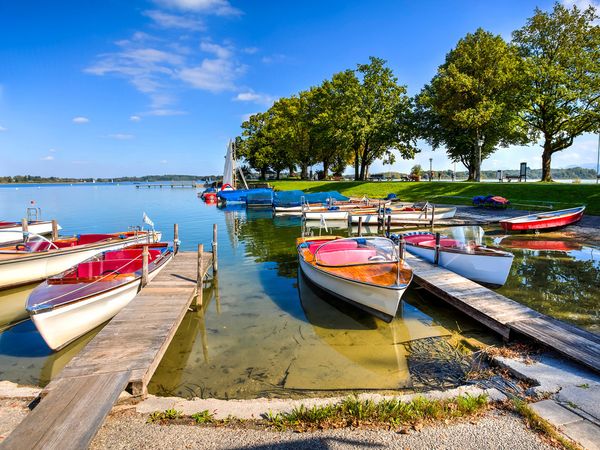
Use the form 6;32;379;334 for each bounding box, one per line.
90;410;554;450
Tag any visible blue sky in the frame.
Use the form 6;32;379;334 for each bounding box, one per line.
0;0;598;178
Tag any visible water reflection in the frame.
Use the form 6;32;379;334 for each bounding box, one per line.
0;283;37;331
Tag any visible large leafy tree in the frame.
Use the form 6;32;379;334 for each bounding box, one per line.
513;3;600;181
416;28;528;181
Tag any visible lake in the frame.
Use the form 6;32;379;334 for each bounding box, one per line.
0;184;597;399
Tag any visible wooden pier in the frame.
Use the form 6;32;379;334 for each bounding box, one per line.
1;226;218;450
405;253;600;373
135;183;199;189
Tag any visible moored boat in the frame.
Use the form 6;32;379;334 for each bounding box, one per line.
200;187;217;202
27;242;173;350
350;206;457;224
399;231;514;287
0;220;62;244
297;236;413;322
499;206;585;232
0;230;161;289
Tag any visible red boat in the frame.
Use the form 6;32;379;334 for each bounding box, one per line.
500;206;585;232
499;237;582;252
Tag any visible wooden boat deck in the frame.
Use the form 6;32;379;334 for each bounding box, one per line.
405;253;600;373
2;250;214;450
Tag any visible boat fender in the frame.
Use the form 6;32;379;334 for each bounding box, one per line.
328;206;340;211
298;242;309;248
118;234;127;239
356;238;367;245
385;207;392;213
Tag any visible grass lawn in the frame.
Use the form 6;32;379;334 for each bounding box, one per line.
269;180;600;215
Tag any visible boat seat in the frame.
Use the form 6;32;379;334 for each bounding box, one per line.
317;248;377;266
104;249;161;260
308;240;359;254
419;238;462;248
77;234;114;245
404;234;434;244
76;259;143;278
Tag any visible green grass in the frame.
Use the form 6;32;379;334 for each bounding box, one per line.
269;180;600;215
191;410;215;424
147;408;183;423
262;394;488;431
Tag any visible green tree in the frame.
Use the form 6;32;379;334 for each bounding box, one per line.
417;28;528;181
513;3;600;181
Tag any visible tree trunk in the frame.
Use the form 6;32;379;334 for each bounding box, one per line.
276;170;281;180
354;149;360;180
300;164;308;180
260;166;267;180
322;160;330;180
541;141;553;182
288;165;295;178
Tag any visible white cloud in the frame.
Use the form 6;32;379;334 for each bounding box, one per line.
561;0;599;10
200;40;232;59
153;0;241;16
72;116;90;124
144;109;187;116
130;115;142;122
107;133;134;140
242;47;259;54
49;148;57;152
234;90;275;105
0;125;7;132
160;159;168;164
41;155;55;161
261;53;287;64
179;57;245;92
144;10;205;30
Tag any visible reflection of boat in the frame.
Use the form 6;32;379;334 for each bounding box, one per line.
0;283;38;330
303;208;350;220
27;242;173;350
350;206;457;224
500;206;585;232
297;236;413;322
401;231;514;287
0;230;161;289
499;237;583;252
0;220;62;244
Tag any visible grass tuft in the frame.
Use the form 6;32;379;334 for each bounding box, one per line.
147;408;183;423
191;410;215;424
262;394;489;431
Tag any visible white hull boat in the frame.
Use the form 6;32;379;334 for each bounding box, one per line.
27;242;172;350
401;231;514;286
0;221;61;244
0;231;161;289
297;236;413;322
350;207;457;224
303;210;349;220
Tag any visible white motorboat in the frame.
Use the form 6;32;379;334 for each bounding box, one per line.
400;231;514;287
350;206;457;224
297;236;413;322
0;230;161;289
0;220;61;244
27;242;173;350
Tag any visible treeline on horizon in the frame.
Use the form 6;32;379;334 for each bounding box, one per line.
236;3;599;183
0;175;205;183
372;167;598;180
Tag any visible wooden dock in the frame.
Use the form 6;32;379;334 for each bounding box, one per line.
1;228;218;450
405;253;600;373
135;183;199;189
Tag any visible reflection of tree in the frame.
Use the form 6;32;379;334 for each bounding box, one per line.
498;249;600;331
235;216;301;279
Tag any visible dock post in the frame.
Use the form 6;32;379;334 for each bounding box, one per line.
398;237;405;261
51;220;59;241
141;246;149;287
430;205;435;227
386;214;392;237
358;217;363;236
21;218;28;242
173;223;179;254
197;243;204;306
434;232;441;265
212;224;218;273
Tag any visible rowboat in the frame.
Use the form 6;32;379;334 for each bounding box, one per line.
27;242;173;350
200;188;217;202
297;236;413;322
0;230;161;289
350;206;457;224
400;231;514;287
0;220;62;244
303;208;350;220
499;206;585;232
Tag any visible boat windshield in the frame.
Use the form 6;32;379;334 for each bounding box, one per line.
313;237;399;267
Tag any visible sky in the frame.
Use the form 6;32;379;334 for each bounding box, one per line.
0;0;598;178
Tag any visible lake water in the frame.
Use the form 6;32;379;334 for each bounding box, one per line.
0;184;597;399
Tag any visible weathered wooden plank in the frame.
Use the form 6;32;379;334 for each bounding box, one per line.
1;371;130;450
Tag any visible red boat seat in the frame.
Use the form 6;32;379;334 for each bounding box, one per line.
404;234;434;244
317;248;377;266
77;234;114;245
308;240;358;254
104;249;161;261
76;259;144;278
419;238;461;248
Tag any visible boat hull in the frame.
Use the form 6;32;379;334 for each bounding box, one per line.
500;207;585;231
0;221;62;244
30;254;170;350
304;210;349;220
405;245;513;287
0;232;161;289
299;258;406;322
350;207;457;224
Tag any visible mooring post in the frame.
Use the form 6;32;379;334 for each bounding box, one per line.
21;218;28;242
358;216;363;236
51;220;59;241
398;237;405;261
430;204;436;227
197;243;204;306
434;232;441;265
386;213;392;238
141;246;149;287
212;223;218;273
173;223;179;254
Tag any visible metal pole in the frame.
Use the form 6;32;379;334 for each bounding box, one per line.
21;218;28;242
430;205;435;227
429;158;433;182
141;246;149;287
596;133;599;184
173;223;179;254
386;213;392;238
358;216;363;237
197;243;204;306
51;220;59;241
212;223;218;273
434;232;441;265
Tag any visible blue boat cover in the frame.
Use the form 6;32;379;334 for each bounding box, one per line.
246;189;274;206
218;188;273;204
273;190;305;207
